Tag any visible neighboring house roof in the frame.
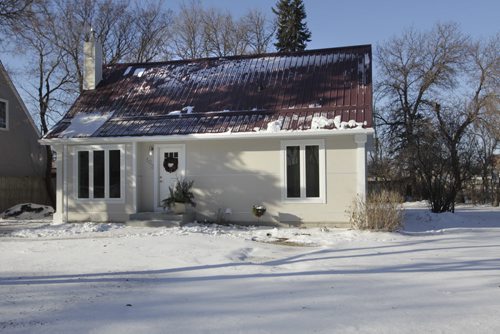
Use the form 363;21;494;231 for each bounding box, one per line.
0;60;40;136
45;45;372;139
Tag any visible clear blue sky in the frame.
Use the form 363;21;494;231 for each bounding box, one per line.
169;0;499;48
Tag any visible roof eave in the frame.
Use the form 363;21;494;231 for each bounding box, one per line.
39;128;374;146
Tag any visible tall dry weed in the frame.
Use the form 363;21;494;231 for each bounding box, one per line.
349;191;403;231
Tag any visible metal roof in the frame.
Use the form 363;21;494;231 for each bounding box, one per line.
45;45;373;139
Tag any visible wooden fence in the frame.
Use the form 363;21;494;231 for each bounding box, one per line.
0;176;52;212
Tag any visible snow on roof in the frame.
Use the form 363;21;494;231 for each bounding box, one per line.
59;111;115;138
123;66;133;76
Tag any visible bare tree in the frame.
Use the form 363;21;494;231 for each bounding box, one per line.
204;8;238;56
45;0;96;93
201;8;252;57
377;24;499;212
129;0;173;62
470;119;499;205
171;0;206;59
0;0;38;29
43;0;172;92
241;9;275;54
172;1;269;59
376;23;467;199
10;5;74;206
430;35;499;208
3;0;176;206
92;0;134;65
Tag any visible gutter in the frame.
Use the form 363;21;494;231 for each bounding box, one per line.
39;128;375;146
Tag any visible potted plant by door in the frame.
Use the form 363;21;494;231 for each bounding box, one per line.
162;178;196;214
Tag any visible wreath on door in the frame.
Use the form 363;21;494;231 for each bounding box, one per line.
163;156;178;173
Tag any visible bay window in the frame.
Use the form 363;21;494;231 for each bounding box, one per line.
76;146;124;200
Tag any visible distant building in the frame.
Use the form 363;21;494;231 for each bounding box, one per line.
0;61;49;212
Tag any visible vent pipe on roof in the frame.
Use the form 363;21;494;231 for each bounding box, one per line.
83;28;102;90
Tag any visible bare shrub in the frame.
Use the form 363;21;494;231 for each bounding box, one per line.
348;191;404;231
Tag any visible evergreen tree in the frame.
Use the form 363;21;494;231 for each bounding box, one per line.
272;0;311;52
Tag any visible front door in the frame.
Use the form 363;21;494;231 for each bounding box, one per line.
155;145;185;211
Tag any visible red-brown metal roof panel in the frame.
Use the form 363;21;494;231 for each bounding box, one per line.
46;45;373;139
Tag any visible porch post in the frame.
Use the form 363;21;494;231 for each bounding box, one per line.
52;144;65;224
131;142;138;213
354;133;367;202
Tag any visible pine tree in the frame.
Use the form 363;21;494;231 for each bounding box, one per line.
272;0;311;52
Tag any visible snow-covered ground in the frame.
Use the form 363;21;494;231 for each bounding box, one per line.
1;203;499;333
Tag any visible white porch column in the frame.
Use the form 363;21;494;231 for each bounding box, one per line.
52;144;65;224
354;133;368;202
131;142;138;213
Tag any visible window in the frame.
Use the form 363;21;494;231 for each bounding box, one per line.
93;151;105;198
76;146;123;200
78;151;90;198
0;99;7;130
281;140;325;202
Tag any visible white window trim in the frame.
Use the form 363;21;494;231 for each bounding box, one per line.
0;98;8;131
280;139;326;203
73;144;125;203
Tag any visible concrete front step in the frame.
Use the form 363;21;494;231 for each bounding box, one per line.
126;211;194;227
125;220;181;228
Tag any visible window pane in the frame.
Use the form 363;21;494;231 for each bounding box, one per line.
0;101;6;128
305;145;320;197
109;150;121;198
93;151;105;198
286;146;300;198
78;151;89;198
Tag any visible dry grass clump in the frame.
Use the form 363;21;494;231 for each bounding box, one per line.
348;191;403;231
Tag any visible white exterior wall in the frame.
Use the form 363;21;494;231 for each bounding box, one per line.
138;134;363;226
57;132;369;226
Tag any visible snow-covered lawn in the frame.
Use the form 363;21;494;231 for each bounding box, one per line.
1;204;499;333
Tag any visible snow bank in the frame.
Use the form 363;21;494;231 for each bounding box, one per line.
402;202;500;234
1;203;54;220
3;202;499;242
9;222;123;238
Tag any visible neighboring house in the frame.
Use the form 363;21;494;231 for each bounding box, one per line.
0;60;49;212
41;33;373;226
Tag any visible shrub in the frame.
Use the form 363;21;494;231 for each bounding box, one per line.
348;190;403;231
161;178;196;209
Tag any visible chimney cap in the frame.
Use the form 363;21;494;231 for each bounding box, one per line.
84;27;96;42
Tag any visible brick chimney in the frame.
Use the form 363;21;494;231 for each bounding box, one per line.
83;28;102;90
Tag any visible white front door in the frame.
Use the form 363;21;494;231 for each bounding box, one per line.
154;145;185;211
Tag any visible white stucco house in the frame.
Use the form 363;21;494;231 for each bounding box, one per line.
41;32;373;227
